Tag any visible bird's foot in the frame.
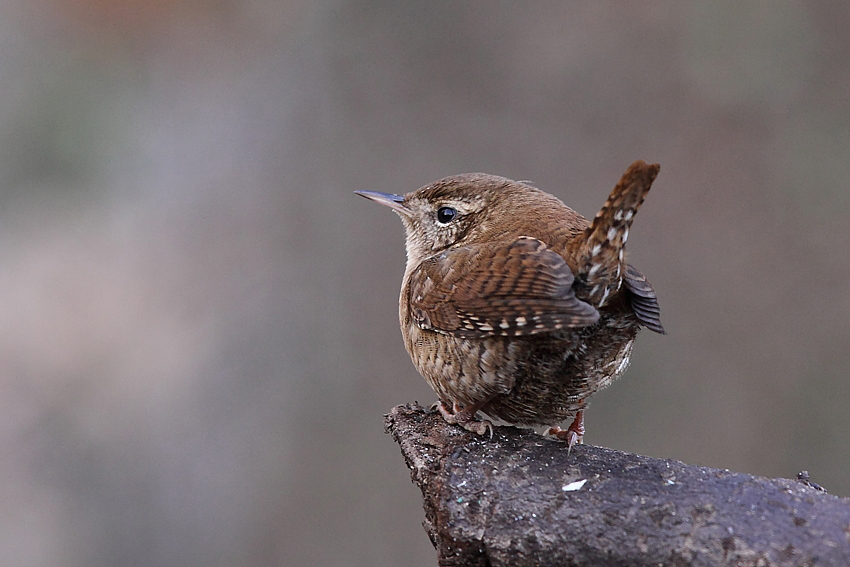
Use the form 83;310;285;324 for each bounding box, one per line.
436;400;494;439
547;410;585;452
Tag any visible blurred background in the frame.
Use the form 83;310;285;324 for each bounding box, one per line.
1;1;848;565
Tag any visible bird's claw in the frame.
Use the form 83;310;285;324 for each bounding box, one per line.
436;400;494;439
547;410;585;453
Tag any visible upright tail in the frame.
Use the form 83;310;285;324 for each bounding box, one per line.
572;160;659;308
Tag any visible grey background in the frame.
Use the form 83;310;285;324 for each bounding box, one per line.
1;1;848;565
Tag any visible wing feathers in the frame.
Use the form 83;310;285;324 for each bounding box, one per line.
623;264;666;334
409;238;598;338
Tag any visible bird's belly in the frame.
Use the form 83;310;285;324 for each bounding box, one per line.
403;323;518;406
404;315;639;427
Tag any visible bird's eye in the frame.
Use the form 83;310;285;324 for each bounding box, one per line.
436;206;457;224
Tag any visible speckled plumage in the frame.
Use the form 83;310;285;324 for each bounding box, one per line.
356;160;664;444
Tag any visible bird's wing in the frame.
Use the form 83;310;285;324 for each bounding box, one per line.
408;237;599;338
623;263;666;334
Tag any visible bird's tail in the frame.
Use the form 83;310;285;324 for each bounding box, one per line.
572;160;659;308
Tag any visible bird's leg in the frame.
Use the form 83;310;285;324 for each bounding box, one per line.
436;398;495;439
547;409;585;452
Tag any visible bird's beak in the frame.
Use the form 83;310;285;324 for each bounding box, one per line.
354;190;409;216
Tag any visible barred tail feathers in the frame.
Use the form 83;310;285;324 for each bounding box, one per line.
575;160;659;307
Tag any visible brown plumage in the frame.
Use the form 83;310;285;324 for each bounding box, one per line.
356;160;664;447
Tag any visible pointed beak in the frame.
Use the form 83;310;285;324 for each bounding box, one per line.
354;190;409;215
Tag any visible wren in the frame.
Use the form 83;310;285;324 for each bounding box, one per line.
356;160;664;448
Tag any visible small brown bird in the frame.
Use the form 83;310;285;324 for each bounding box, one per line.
356;160;664;448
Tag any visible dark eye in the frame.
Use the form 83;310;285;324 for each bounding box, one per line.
436;206;457;224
